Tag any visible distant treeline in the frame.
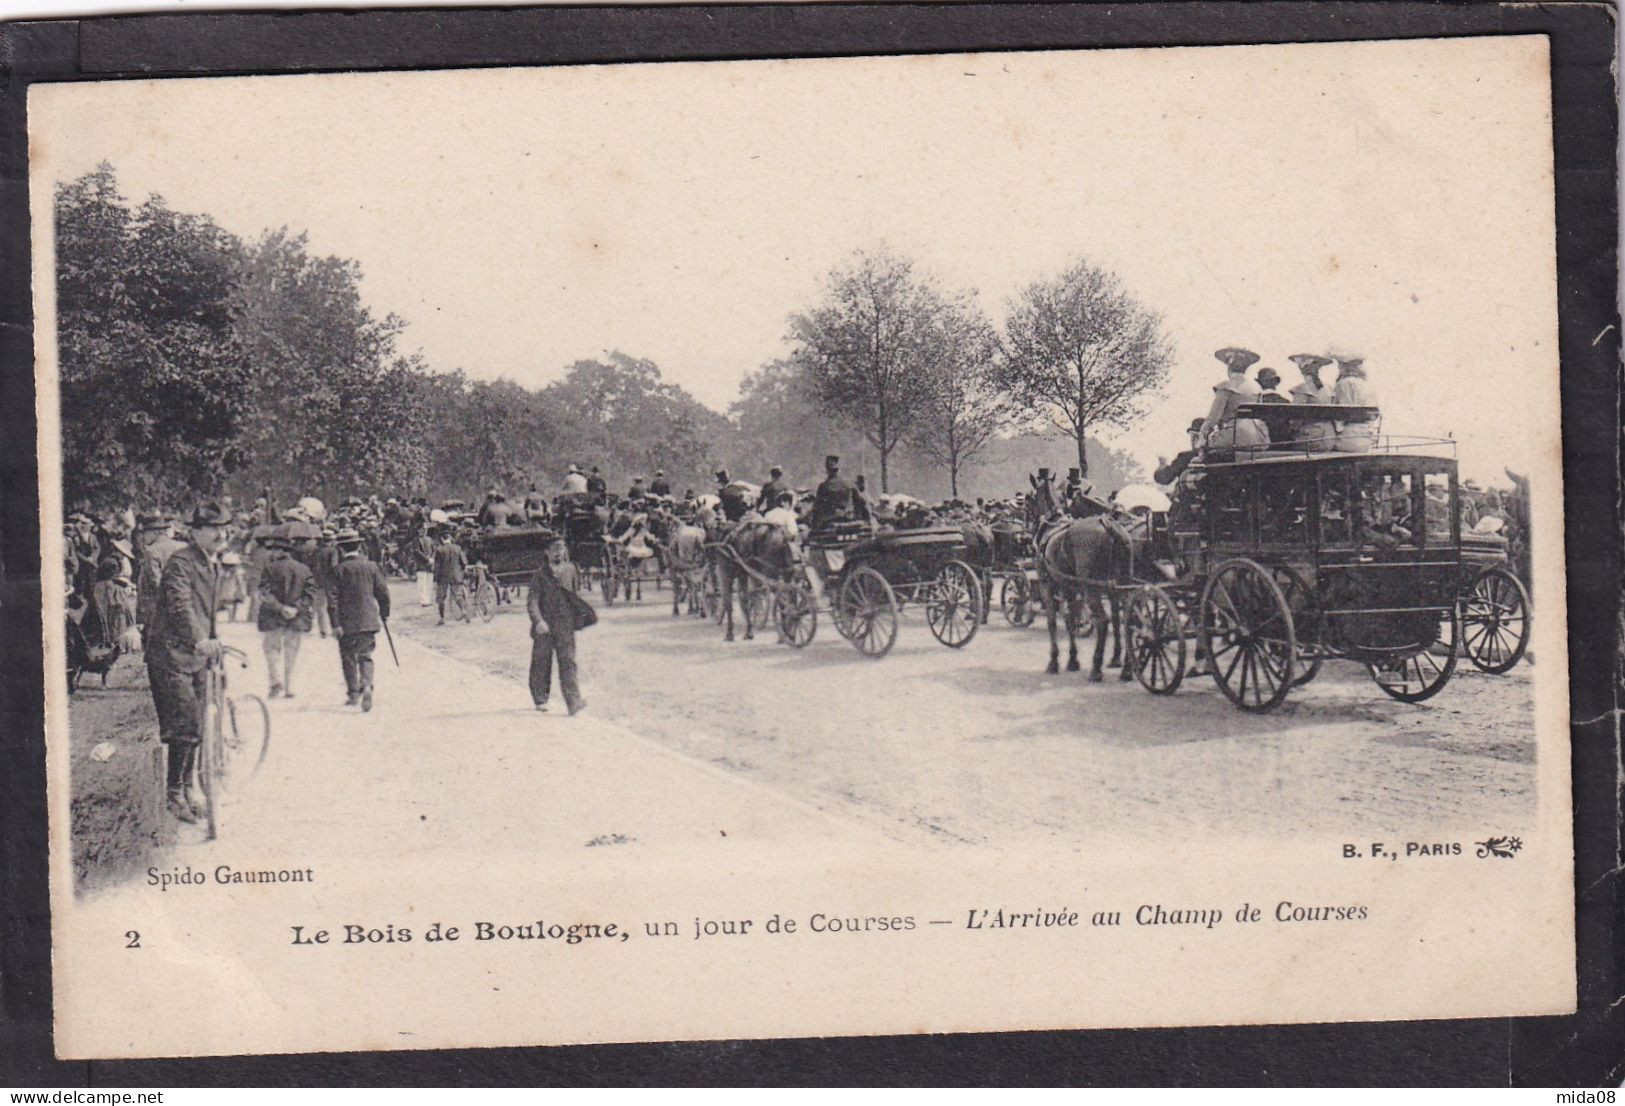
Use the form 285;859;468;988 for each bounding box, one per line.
56;165;1154;512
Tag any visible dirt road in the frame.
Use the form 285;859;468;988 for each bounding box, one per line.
69;573;1536;889
391;575;1537;848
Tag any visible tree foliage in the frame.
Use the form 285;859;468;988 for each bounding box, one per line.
905;297;1008;497
788;248;949;492
994;259;1174;477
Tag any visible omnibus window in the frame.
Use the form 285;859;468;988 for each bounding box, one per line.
1358;471;1417;549
1422;472;1453;543
1319;474;1352;545
1258;475;1309;543
1210;476;1249;542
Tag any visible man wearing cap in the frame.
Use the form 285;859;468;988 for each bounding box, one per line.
1332;357;1378;452
527;537;591;715
432;526;468;625
757;466;789;514
586;466;607;500
1288;354;1336;452
808;455;869;533
256;527;315;699
649;470;672;498
1200;347;1269;456
327;529;391;711
134;513;185;648
146;503;230;823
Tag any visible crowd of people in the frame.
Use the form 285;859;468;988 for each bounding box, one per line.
65;353;1533;829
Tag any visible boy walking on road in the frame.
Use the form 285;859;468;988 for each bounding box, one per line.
328;528;391;711
256;528;315;698
527;538;593;715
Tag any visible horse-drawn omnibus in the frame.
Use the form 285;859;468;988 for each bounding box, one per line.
1119;405;1531;712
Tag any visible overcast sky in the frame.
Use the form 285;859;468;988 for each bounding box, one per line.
32;37;1558;484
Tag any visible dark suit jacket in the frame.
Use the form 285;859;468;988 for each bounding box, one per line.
148;543;220;673
328;553;391;634
256;552;316;632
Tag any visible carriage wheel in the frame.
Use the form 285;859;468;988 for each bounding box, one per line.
475;581;498;623
1199;558;1297;713
1000;573;1036;627
1126;584;1186;695
777;583;817;648
1270;565;1324;688
702;566;724;623
1461;565;1530;674
744;578;774;633
927;560;982;648
1368;608;1459;702
838;566;898;658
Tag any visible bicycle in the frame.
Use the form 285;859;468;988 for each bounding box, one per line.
467;562;499;622
196;643;271;840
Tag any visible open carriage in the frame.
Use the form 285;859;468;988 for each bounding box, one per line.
1120;405;1532;712
788;523;984;658
987;520;1043;627
559;503;620;604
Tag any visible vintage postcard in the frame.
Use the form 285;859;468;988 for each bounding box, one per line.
35;36;1572;1059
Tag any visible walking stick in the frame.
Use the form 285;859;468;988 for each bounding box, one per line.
382;617;400;667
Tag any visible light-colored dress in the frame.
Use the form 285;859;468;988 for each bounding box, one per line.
1333;375;1377;453
1289;380;1336;452
1202;375;1269;454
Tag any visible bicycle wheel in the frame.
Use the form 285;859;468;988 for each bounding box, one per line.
225;693;271;787
476;581;498;622
448;584;469;622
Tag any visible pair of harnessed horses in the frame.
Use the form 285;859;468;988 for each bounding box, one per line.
1023;478;1154;681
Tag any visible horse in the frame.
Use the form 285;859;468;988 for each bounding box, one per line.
716;519;799;643
649;507;709;617
1024;475;1145;682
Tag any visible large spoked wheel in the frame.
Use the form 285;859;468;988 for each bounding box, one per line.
837;565;899;658
197;699;222;840
777;583;818;647
1000;572;1036;627
1369;608;1459;703
225;693;271;786
1461;566;1531;674
1200;557;1297;713
475;580;498;623
1270;564;1324;688
927;560;982;648
1126;584;1187;695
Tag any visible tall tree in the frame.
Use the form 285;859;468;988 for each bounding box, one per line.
906;297;1008;498
788;248;946;492
995;260;1174;478
55;167;251;508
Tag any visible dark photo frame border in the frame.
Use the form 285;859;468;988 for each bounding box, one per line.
1;3;1618;1086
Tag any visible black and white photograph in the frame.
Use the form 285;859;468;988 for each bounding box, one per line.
32;34;1576;1058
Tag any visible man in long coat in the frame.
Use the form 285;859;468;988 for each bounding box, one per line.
146;502;230;823
527;538;592;715
328;528;391;711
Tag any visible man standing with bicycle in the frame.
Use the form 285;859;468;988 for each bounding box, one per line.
146;502;230;824
328;528;391;711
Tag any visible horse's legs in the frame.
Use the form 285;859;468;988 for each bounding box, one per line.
1043;577;1061;675
721;562;736;641
1087;591;1109;681
1112;593;1132;680
1065;592;1082;673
